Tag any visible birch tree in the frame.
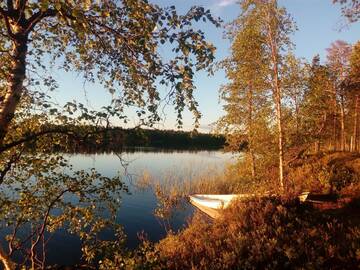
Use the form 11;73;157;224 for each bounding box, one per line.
219;1;272;180
221;0;295;191
0;0;219;146
333;0;360;23
241;0;295;191
0;1;220;268
263;0;296;191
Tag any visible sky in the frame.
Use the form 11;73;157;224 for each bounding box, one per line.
51;0;360;132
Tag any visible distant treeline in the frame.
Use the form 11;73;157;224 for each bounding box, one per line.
45;126;225;153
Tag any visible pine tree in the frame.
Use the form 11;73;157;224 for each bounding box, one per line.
282;53;308;145
349;41;360;151
301;55;333;152
326;40;352;151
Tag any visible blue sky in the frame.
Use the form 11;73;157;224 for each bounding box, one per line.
52;0;360;132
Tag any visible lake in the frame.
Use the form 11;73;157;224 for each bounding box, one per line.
44;149;233;265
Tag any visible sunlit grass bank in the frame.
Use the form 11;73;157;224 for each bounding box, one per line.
110;151;360;270
156;196;360;270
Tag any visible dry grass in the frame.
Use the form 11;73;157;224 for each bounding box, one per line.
156;197;360;270
152;152;360;269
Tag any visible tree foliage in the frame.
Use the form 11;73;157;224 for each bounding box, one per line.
0;0;220;143
0;1;220;269
220;0;360;193
219;0;273;179
350;41;360;84
300;55;333;147
333;0;360;22
219;0;296;190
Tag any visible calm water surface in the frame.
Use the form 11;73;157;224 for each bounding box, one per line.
46;149;232;265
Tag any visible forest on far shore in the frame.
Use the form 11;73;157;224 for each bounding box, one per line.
39;126;226;153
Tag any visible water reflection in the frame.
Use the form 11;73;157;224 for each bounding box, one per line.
79;152;229;230
8;149;232;266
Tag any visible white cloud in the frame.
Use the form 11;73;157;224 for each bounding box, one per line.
209;0;238;15
216;0;237;8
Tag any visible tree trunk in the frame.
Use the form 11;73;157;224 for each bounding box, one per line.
0;247;14;270
0;35;28;146
249;150;256;179
294;95;300;138
340;95;345;151
247;83;256;179
274;82;284;191
353;95;359;152
330;81;338;151
333;113;337;151
266;1;284;191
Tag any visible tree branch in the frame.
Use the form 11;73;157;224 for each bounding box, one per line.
25;8;57;34
30;188;71;268
15;0;28;24
0;7;7;17
18;0;27;11
7;0;14;13
0;127;80;153
0;246;14;270
0;148;23;184
8;220;21;256
0;7;16;39
0;124;126;153
26;5;78;34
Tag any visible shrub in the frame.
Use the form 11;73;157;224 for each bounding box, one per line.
287;152;360;194
329;165;359;192
287;160;332;193
156;197;360;270
96;239;163;270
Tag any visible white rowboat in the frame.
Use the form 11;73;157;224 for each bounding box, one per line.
189;194;255;209
189;192;310;219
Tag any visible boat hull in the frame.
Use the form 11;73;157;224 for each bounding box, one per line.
189;192;310;219
189;194;255;219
